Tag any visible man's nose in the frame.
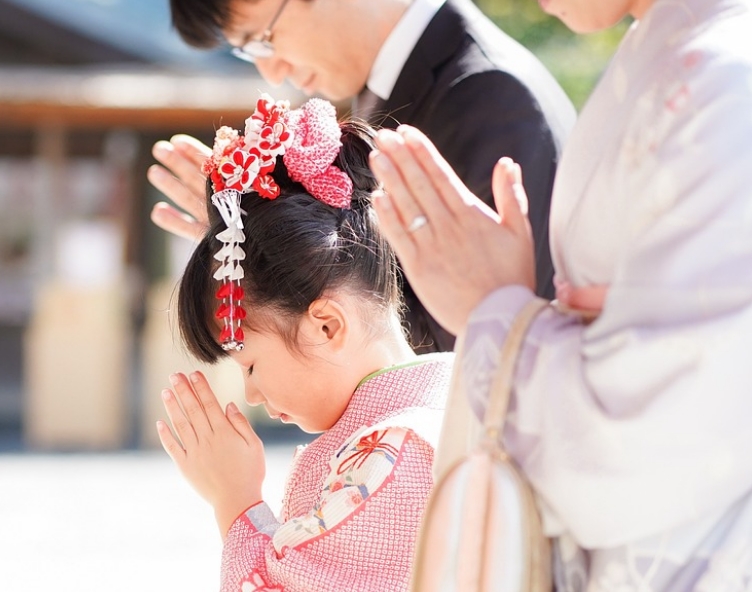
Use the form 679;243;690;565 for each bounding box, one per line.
253;56;290;87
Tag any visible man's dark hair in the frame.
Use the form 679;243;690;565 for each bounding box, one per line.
170;0;234;47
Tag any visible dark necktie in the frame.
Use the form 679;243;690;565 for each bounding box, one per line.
353;86;383;123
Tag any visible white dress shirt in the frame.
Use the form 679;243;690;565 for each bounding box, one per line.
367;0;446;101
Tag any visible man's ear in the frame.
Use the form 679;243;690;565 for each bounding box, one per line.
301;297;349;350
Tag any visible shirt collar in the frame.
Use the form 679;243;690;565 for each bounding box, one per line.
367;0;446;101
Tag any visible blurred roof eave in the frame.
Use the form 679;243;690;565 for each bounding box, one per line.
0;0;304;129
0;0;244;71
0;65;291;130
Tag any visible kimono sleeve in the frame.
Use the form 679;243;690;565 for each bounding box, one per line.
219;425;431;592
460;48;752;549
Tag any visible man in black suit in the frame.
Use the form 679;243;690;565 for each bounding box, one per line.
148;0;575;352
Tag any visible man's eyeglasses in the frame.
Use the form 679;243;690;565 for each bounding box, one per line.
231;0;291;62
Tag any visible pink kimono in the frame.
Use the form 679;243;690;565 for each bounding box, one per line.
219;354;452;592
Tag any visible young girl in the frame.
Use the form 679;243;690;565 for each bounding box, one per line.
155;95;451;592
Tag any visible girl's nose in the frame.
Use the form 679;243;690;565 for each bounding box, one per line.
243;377;265;407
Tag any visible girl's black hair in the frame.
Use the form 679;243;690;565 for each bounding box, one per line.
177;120;401;363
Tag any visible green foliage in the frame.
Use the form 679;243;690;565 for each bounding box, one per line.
475;0;630;109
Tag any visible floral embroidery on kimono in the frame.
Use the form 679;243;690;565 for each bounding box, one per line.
281;427;409;542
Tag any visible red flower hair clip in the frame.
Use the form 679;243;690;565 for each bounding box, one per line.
203;94;293;199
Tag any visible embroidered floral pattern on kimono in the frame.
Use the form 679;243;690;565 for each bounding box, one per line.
283;427;408;540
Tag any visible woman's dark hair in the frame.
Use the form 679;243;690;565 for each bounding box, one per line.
178;120;401;363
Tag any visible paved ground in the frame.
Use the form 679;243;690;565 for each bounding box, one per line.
0;442;302;592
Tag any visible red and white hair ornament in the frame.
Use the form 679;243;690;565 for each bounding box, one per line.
283;98;353;209
211;189;247;351
203;93;353;350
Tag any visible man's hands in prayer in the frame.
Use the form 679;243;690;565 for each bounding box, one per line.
147;135;212;242
369;126;536;336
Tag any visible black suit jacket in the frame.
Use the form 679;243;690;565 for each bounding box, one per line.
356;0;576;353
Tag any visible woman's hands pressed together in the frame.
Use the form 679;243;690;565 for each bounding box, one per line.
369;125;537;336
157;371;265;538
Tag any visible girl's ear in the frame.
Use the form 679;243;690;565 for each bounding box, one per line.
301;297;349;351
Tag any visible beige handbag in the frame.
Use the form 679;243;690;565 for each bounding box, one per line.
411;298;552;592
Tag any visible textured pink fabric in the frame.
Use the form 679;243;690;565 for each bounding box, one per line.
220;355;452;592
283;99;354;209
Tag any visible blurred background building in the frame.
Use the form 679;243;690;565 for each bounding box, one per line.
0;0;307;451
0;0;624;452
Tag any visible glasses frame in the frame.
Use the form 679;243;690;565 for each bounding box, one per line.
230;0;292;63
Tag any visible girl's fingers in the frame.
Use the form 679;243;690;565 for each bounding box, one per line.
160;388;197;448
188;372;229;429
169;373;212;436
156;419;186;463
225;402;259;446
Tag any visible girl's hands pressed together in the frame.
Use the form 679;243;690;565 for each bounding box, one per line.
157;371;265;538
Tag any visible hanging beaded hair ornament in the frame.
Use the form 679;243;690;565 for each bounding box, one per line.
202;94;354;351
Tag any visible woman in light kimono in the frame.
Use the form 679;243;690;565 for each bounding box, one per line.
369;0;752;589
156;96;450;592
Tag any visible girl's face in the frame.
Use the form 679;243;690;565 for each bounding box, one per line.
538;0;654;33
230;321;355;434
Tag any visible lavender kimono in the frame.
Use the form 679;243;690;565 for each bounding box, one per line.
460;0;752;589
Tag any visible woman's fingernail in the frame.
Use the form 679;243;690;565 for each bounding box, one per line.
400;126;421;144
169;374;179;386
372;189;391;210
370;151;392;174
161;389;171;401
189;372;199;383
376;130;402;149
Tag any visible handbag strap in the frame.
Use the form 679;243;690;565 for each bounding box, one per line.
432;330;482;481
483;297;549;437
